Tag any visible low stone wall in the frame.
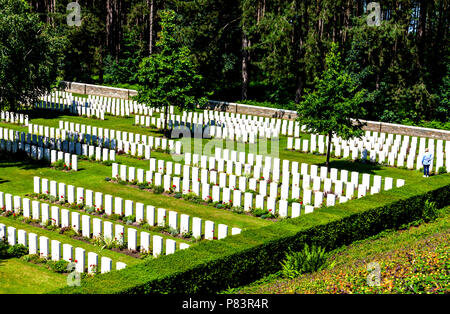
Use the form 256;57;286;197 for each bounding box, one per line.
61;81;138;99
61;81;450;140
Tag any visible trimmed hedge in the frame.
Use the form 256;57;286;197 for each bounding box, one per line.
55;174;450;294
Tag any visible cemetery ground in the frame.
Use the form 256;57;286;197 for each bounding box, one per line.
0;106;449;294
227;205;450;294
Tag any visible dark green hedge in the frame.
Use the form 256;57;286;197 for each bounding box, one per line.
55;174;450;294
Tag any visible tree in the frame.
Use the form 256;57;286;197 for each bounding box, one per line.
297;43;366;172
0;0;65;111
134;9;208;137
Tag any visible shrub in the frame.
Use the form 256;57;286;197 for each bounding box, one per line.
48;260;70;273
168;227;179;236
0;241;9;258
174;192;182;199
422;200;438;222
108;214;121;221
231;206;244;214
438;167;447;175
280;244;328;279
152;185;164;194
85;205;95;214
125;215;136;225
1;244;28;258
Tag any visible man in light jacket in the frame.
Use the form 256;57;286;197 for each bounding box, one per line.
422;148;433;177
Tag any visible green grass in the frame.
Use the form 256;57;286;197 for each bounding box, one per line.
227;206;450;294
0;257;68;294
1;106;448;294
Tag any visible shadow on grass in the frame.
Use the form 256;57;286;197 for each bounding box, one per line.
318;159;382;175
0;178;10;184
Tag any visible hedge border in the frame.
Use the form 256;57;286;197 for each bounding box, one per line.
54;174;450;294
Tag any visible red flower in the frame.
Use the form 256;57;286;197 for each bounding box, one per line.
74;259;78;263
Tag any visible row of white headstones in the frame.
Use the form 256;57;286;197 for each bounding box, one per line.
32;176;241;239
0;134;79;171
0;125;122;168
41;90;171;119
36;99;106;120
27;120;181;158
0;189;190;256
287;133;450;173
0;223;126;274
114;161;403;217
0;110;29;126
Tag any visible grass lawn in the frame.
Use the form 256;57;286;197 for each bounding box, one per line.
227;206;450;294
0;257;67;294
1;107;448;294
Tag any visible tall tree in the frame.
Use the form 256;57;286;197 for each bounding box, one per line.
297;43;366;171
0;0;65;111
135;9;208;136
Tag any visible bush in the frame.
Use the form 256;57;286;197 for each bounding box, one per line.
0;243;28;258
108;214;121;221
0;241;9;258
422;200;438;222
152;185;164;194
125;215;136;225
280;244;328;279
174;192;182;199
438;167;447;175
48;260;70;273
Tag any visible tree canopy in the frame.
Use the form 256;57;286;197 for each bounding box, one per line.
297;43;366;170
0;0;65;111
134;9;208;134
16;0;450;128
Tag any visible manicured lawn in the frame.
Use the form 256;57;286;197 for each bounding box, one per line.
0;257;67;294
1;107;447;294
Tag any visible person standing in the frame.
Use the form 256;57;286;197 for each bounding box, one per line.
422;148;433;177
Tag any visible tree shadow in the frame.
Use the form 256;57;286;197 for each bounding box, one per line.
318;159;382;175
0;178;10;184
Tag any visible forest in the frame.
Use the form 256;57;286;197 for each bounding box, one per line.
23;1;450;127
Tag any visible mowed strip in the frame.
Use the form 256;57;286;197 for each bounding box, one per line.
0;257;68;294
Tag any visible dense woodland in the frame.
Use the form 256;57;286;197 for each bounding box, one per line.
25;1;450;126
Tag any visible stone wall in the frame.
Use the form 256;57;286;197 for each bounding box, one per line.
61;81;450;140
61;81;138;100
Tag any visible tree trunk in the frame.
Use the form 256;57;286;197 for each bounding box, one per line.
148;0;154;55
326;131;332;173
164;104;169;138
241;31;249;100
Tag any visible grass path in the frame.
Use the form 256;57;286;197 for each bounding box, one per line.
0;258;67;294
